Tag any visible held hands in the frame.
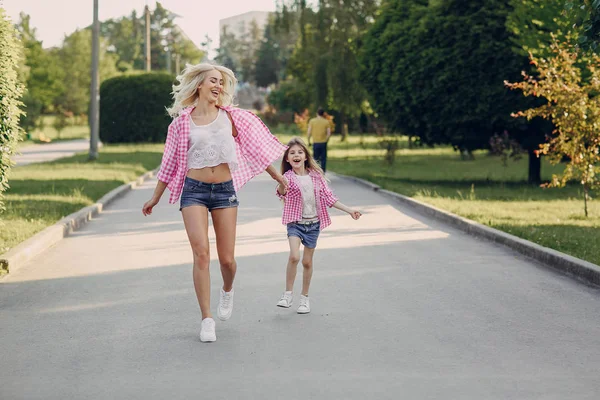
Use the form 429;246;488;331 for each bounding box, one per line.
276;174;289;191
142;197;159;216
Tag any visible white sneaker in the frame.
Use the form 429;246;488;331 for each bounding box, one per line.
217;288;234;321
277;291;293;308
297;295;310;314
200;318;216;342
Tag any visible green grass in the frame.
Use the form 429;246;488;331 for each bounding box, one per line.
0;144;164;254
20;115;90;145
273;132;600;266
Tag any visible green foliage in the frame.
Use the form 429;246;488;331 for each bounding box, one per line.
56;29;120;117
267;78;312;113
99;73;174;143
507;0;573;58
361;0;528;153
565;0;600;50
16;13;65;132
507;39;600;216
254;23;282;87
0;8;25;212
274;1;377;123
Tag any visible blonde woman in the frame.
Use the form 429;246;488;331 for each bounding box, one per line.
142;63;288;342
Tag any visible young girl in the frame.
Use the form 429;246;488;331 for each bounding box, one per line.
276;137;361;314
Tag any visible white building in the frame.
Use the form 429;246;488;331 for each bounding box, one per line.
219;11;271;40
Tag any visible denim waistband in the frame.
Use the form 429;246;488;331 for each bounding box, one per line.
184;176;233;188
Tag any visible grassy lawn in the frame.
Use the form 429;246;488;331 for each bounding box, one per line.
273;132;600;266
0;144;164;254
19;115;90;146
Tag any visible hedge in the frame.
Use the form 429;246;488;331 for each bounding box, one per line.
99;73;174;143
0;8;24;212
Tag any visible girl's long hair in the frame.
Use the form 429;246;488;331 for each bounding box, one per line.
166;62;237;117
281;137;326;178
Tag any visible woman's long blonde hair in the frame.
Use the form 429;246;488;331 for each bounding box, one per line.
166;63;237;117
281;137;326;178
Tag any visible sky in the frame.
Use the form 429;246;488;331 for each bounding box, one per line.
3;0;278;53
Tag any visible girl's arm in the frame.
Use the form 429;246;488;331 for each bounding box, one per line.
332;201;361;220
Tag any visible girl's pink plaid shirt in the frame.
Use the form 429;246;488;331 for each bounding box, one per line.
156;106;287;204
276;169;338;231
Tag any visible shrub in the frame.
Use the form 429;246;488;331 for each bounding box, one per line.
99;73;174;143
0;9;25;212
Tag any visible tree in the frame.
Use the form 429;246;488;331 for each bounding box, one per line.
56;29;120;116
275;0;378;134
506;0;573;183
101;11;144;71
565;0;600;50
254;23;281;87
506;40;600;217
16;13;65;133
361;0;529;159
215;26;241;72
0;8;25;211
101;3;204;74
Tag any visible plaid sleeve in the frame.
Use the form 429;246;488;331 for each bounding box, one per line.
320;176;338;208
156;122;179;184
236;111;287;174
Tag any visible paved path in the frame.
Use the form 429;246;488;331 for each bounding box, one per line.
13;139;95;166
1;173;599;399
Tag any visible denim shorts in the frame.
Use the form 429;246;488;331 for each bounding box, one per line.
287;221;321;249
180;177;239;211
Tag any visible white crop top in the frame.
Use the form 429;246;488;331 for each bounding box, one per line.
187;109;238;172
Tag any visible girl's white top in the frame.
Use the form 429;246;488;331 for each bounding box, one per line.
297;174;318;221
187;109;238;172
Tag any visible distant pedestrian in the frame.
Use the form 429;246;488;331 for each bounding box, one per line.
307;107;332;172
142;63;288;342
275;137;361;314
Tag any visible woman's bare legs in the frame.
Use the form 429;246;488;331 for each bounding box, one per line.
182;206;211;319
211;207;238;291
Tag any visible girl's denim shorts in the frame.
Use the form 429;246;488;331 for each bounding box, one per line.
180;177;239;211
287;221;321;249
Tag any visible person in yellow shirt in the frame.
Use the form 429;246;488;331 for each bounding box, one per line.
307;108;332;172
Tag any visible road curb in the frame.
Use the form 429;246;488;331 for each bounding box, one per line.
0;168;157;277
333;172;600;287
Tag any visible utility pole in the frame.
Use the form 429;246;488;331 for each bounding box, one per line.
89;0;99;161
145;4;151;71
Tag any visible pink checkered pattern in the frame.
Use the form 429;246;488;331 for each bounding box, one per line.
157;106;288;204
276;169;338;231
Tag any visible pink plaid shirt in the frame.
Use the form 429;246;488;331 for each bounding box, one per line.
156;106;288;204
277;169;338;230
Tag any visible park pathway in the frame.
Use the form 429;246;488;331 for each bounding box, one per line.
13;139;96;166
1;172;599;399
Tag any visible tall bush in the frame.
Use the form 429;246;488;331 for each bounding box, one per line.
99;73;174;143
0;9;25;212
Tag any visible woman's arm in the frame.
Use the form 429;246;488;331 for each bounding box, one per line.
142;180;168;216
266;165;289;191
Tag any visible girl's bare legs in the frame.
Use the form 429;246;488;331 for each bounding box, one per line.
286;236;302;291
211;207;238;291
182;206;211;319
301;247;316;296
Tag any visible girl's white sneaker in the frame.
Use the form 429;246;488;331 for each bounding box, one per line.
277;291;293;308
297;295;310;314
